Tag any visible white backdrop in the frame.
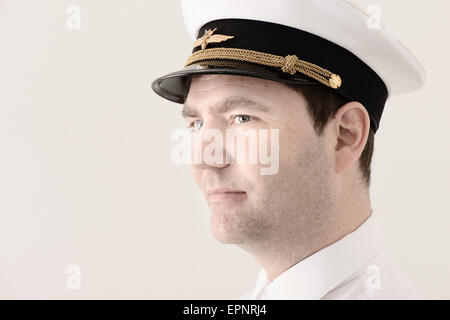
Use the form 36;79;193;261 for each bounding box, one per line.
0;0;448;299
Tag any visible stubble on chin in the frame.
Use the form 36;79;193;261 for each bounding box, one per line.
208;204;269;244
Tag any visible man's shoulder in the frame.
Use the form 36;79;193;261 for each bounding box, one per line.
323;252;423;300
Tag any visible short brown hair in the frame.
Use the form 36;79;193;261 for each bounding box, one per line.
286;83;374;187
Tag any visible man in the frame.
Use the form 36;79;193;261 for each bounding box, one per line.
151;0;425;299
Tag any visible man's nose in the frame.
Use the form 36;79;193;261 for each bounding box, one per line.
191;120;233;169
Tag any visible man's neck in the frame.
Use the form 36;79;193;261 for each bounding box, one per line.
238;191;372;281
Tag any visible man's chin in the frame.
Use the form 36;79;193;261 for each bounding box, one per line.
208;206;263;244
211;232;246;244
210;219;247;244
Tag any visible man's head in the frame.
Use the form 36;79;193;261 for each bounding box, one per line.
183;74;372;246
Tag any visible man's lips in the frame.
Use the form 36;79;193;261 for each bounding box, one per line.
208;188;247;202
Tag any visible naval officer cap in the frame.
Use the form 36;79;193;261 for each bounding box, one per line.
151;0;425;133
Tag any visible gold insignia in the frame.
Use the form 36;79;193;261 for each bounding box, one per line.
193;28;234;51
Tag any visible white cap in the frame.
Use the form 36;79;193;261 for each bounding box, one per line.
182;0;425;96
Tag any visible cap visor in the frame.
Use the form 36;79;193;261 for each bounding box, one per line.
151;60;318;103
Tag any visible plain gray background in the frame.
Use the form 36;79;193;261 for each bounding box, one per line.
0;0;449;299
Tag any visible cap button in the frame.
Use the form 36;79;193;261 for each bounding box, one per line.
329;74;342;89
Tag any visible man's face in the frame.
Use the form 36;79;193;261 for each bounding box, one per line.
184;74;337;245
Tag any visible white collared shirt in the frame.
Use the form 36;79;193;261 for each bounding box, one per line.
240;214;422;300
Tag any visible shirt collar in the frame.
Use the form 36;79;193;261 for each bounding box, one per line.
250;213;382;300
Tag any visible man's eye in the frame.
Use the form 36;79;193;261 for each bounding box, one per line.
189;119;203;130
233;115;253;125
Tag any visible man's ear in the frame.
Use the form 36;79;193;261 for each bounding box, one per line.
331;101;370;175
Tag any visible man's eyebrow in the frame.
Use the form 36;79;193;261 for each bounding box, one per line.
181;96;269;119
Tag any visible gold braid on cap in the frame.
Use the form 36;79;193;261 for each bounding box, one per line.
184;47;342;89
